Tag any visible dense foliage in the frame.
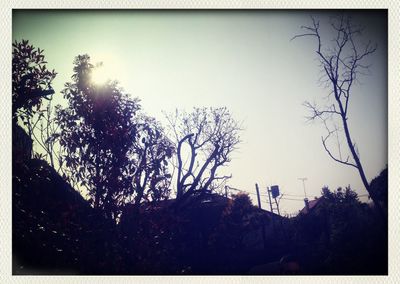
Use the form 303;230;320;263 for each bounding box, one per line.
56;54;174;219
210;193;261;250
12;40;57;122
290;186;387;274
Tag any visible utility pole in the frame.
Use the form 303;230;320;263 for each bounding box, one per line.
298;177;308;198
266;186;277;236
267;186;274;213
255;183;262;209
255;183;266;250
224;185;228;198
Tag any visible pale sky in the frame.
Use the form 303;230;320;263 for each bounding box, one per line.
13;10;387;215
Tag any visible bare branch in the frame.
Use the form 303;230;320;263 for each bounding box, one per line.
303;101;341;121
321;134;357;168
290;33;317;41
168;107;242;202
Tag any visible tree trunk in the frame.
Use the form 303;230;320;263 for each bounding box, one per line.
341;115;386;219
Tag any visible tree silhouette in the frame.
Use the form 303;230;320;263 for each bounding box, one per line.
127;114;175;211
12;40;57;160
12;40;57;122
35;97;62;169
292;15;383;216
210;193;258;250
56;55;173;219
165;107;241;203
292;186;387;274
369;167;388;213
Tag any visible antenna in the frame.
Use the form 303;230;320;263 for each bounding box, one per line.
298;177;308;198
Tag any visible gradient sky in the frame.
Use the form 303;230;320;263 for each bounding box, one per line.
12;10;387;215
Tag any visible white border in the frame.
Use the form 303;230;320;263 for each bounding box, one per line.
1;1;399;283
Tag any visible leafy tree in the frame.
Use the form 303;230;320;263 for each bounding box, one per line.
210;193;260;250
369;167;388;213
165;107;242;203
12;40;57;160
293;15;384;216
292;186;387;274
57;54;173;219
12;39;57;121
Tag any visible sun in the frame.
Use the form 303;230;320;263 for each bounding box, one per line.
91;63;115;85
89;52;122;86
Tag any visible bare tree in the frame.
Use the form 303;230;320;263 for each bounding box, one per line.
27;97;65;171
292;15;383;214
165;107;242;203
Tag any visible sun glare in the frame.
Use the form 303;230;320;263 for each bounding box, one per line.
91;64;113;85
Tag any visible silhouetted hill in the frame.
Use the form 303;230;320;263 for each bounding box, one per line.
13;158;117;274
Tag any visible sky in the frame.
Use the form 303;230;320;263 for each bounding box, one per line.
12;10;387;215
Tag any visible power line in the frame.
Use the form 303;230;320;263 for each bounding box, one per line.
283;193;307;198
226;186;306;201
280;197;305;202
